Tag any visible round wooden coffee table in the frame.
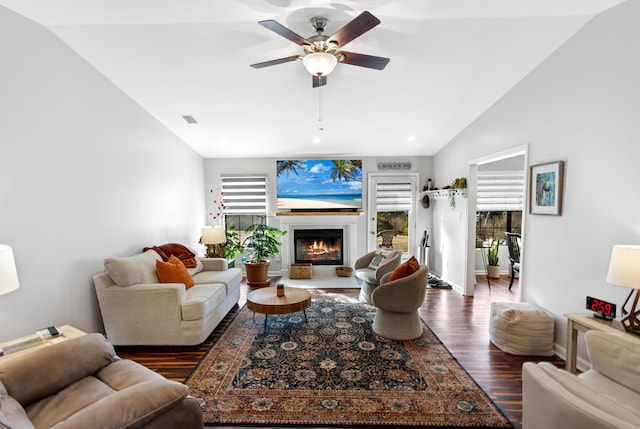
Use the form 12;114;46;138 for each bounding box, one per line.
247;286;311;330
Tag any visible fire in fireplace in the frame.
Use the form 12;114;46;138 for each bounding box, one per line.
294;229;343;265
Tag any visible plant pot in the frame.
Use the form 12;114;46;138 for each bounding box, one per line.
487;265;501;279
245;262;270;287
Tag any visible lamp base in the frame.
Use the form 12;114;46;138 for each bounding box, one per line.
205;244;225;258
621;289;640;335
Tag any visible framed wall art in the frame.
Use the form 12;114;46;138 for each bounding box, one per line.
530;160;564;215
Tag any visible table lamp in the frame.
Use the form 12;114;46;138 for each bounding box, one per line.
606;245;640;334
0;244;20;296
202;226;226;258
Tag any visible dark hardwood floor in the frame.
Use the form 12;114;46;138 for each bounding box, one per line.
116;275;564;429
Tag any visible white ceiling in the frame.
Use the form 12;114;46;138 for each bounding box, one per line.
0;0;627;158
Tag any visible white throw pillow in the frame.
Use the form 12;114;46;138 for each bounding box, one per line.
104;250;161;287
368;252;386;269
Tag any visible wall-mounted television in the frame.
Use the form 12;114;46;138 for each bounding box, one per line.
277;160;362;211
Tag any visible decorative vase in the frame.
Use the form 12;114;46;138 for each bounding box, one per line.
245;262;270;287
487;265;501;279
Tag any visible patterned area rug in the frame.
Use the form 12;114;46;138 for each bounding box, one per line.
186;292;513;428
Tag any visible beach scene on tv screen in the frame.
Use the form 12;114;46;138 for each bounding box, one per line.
277;160;362;210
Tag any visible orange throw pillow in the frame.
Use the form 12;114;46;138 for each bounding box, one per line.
156;255;195;288
388;256;420;281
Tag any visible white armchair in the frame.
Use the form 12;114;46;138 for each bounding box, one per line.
370;265;428;340
354;249;402;304
522;330;640;429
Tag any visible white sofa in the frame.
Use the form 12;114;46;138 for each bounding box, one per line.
522;330;640;429
94;249;242;346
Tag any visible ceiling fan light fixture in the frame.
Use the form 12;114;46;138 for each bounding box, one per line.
303;52;337;76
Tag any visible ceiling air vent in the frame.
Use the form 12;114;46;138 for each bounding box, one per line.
181;115;198;124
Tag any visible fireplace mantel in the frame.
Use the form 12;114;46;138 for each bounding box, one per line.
278;215;360;276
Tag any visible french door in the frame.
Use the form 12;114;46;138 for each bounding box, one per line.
367;173;418;259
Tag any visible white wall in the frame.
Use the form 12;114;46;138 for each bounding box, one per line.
0;7;205;341
204;157;434;272
429;193;468;290
433;0;640;361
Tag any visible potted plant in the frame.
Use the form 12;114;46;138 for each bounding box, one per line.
487;240;501;279
448;177;467;209
222;227;243;260
242;223;286;287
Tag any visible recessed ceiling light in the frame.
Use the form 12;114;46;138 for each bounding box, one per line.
407;135;416;142
313;137;321;144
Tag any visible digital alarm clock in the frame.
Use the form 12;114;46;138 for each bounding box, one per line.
586;296;617;320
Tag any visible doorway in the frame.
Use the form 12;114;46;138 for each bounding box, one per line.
367;173;419;259
464;145;529;296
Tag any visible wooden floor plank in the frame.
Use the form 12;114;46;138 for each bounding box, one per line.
116;275;564;429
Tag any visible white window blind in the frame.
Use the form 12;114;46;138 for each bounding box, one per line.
221;175;267;214
476;171;524;211
375;181;412;212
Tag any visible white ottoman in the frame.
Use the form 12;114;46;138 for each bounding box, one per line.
489;302;555;356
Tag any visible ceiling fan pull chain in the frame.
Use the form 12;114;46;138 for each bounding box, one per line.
318;86;324;131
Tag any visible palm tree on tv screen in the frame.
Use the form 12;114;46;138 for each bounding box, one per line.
330;160;361;182
277;160;305;177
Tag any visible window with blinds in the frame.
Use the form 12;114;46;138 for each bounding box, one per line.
375;181;412;212
476;171;525;211
221;175;267;214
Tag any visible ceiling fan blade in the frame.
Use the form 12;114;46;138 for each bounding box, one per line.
312;75;327;88
338;51;390;70
328;11;380;48
259;20;311;46
250;55;300;69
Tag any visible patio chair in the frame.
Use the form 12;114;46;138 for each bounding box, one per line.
376;230;398;248
505;232;521;290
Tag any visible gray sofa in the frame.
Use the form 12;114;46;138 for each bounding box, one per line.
0;333;202;429
94;249;242;345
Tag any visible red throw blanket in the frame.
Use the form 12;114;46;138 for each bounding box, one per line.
143;243;197;268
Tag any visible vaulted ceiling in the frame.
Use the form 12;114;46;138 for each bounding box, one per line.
0;0;627;158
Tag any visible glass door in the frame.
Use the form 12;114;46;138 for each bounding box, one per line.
367;174;418;259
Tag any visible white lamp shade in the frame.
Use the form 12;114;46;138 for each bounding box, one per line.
303;52;338;76
0;245;20;296
202;226;225;245
606;245;640;289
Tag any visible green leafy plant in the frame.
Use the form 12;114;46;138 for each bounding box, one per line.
222;227;243;259
487;240;499;266
242;223;286;263
448;189;457;209
198;227;244;259
448;177;467;209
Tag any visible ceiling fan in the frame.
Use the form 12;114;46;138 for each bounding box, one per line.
250;11;390;88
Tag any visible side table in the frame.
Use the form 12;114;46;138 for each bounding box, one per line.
564;313;640;373
247;286;311;331
0;325;86;361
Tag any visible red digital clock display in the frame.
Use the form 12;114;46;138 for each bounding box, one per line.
586;296;616;320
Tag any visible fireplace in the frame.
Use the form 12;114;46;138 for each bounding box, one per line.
294;229;343;266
